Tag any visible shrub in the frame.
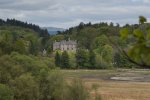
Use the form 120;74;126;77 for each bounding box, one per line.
39;70;67;100
67;79;89;100
10;74;39;100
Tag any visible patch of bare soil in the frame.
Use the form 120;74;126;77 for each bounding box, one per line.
81;70;150;82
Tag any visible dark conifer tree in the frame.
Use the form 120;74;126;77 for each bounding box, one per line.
61;51;70;68
89;50;96;69
55;51;61;67
76;49;90;69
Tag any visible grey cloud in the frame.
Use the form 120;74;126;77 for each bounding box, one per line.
0;0;56;10
0;0;150;28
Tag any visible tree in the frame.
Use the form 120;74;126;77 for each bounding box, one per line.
61;51;70;68
76;49;90;68
120;16;150;68
101;45;113;64
14;40;26;54
0;49;2;56
44;71;67;100
113;52;133;68
113;52;124;68
139;16;147;24
98;45;113;69
0;84;14;100
69;52;77;69
0;19;5;25
110;22;114;27
55;51;61;67
92;35;109;50
89;50;96;69
12;32;18;42
78;22;84;30
29;39;39;55
10;74;39;100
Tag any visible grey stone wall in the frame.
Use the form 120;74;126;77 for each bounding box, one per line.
53;40;77;52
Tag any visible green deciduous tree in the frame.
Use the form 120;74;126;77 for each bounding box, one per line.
68;52;77;69
46;71;67;100
95;45;113;69
139;16;147;24
10;74;39;100
14;40;26;54
0;84;14;100
92;35;109;50
101;45;113;64
0;54;24;84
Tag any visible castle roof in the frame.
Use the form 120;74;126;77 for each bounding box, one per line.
53;40;77;45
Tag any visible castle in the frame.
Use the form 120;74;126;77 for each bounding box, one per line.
53;38;77;52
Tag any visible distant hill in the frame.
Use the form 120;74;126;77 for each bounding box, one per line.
42;27;65;35
0;18;49;37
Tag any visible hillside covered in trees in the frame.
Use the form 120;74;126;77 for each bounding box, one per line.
0;19;92;100
0;18;49;37
1;17;149;69
0;18;53;56
1;16;150;100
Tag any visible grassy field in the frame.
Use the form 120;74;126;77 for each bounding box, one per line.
61;69;150;100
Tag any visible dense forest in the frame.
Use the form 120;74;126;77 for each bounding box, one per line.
53;22;137;69
0;18;92;100
0;16;150;100
0;18;146;69
0;18;53;55
53;16;150;69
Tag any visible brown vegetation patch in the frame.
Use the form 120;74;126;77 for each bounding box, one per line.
62;69;150;100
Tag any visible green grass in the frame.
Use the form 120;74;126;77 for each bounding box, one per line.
61;69;150;79
61;69;118;78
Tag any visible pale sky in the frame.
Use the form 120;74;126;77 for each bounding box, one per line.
0;0;150;28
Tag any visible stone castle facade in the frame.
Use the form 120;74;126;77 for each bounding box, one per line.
53;39;77;52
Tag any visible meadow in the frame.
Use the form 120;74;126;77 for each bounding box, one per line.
61;69;150;100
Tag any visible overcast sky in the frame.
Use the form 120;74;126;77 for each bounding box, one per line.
0;0;150;28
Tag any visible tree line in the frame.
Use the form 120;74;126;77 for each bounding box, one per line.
0;18;49;37
53;16;150;69
54;48;120;69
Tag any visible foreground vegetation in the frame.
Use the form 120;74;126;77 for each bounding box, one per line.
0;52;93;100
